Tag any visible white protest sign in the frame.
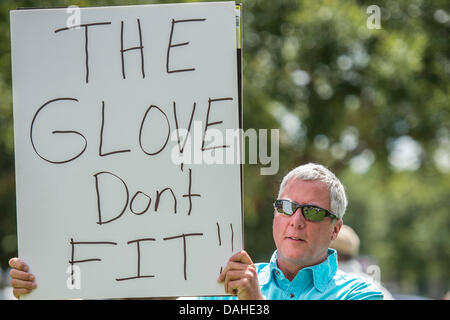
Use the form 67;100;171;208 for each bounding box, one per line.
10;1;243;299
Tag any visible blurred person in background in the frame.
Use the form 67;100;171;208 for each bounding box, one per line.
330;224;394;300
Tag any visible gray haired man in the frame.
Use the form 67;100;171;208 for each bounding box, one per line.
211;162;383;300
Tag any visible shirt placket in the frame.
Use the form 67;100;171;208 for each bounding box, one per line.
289;269;313;300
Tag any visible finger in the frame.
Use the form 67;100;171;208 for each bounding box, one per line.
218;251;254;282
227;278;249;296
223;270;246;293
8;258;29;272
11;278;37;290
10;269;34;282
218;261;248;282
229;250;253;265
224;269;246;283
13;287;32;300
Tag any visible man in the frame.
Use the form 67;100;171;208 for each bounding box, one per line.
9;163;383;300
205;163;383;300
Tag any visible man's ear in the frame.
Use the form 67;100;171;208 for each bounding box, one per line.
331;219;343;241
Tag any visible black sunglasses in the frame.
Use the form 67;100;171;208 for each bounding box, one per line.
273;199;337;222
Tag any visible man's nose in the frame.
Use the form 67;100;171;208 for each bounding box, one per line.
290;208;306;229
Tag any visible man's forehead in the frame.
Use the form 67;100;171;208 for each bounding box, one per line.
281;178;330;207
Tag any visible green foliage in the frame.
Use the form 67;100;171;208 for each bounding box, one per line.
0;0;448;298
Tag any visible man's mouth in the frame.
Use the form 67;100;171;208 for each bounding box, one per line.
286;236;305;242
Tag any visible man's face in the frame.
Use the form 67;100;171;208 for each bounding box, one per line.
273;178;342;273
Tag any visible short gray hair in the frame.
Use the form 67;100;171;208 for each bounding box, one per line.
277;163;348;219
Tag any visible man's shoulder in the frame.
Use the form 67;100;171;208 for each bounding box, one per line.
329;269;384;300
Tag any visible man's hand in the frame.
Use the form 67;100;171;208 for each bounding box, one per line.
217;250;264;300
8;258;37;299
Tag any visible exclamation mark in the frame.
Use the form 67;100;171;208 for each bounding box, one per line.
230;223;234;252
216;222;222;246
217;222;223;276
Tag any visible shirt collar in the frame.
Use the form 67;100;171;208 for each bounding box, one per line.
259;248;338;293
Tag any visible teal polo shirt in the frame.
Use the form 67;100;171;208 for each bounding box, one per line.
199;248;384;300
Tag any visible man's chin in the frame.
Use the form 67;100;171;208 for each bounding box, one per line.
278;249;308;266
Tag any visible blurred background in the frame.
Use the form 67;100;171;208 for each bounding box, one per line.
0;0;449;299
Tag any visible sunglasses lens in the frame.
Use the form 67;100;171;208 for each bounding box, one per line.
282;200;294;215
274;200;284;214
303;206;326;221
274;200;294;215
